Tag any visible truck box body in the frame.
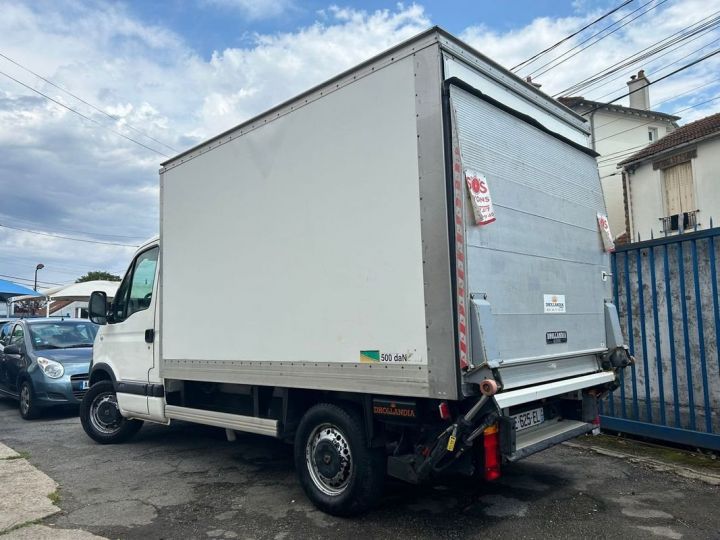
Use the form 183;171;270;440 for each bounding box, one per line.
158;29;613;401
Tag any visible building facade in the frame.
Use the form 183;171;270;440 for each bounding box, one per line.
619;113;720;239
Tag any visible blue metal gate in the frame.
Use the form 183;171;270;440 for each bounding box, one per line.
600;226;720;451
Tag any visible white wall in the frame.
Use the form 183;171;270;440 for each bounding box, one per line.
627;136;720;239
591;110;675;238
692;137;720;226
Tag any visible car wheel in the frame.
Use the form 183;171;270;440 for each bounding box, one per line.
294;403;385;516
80;380;143;444
19;380;41;420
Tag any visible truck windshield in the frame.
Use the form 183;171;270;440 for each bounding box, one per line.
28;321;98;350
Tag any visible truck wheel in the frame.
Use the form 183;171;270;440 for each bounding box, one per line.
80;380;143;444
19;380;41;420
294;403;385;516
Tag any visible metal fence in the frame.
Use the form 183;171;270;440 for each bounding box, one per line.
600;225;720;451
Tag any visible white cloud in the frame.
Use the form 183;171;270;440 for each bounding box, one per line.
460;0;720;110
0;1;430;284
202;0;295;20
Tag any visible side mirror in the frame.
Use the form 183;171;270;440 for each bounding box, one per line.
4;344;21;355
88;291;108;325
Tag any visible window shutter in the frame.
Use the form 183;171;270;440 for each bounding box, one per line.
664;161;694;215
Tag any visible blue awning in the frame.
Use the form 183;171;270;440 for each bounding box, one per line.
0;279;41;301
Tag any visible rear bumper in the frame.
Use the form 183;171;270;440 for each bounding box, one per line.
494;371;616;409
505;419;593;461
494;371;615;462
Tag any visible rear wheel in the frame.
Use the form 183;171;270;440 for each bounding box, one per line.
19;380;41;420
294;403;385;516
80;380;143;444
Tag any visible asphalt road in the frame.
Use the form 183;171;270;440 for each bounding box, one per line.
1;398;718;540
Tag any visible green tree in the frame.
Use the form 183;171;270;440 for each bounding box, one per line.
75;271;121;283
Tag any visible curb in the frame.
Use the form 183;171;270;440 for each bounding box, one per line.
0;442;106;539
564;441;720;486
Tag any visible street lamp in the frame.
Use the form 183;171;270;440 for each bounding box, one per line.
34;263;44;291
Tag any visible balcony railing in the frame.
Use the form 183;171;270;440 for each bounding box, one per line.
659;210;698;234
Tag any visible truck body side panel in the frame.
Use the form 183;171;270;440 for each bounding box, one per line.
161;55;434;396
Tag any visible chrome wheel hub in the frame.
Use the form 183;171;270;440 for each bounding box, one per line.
90;393;122;434
305;423;353;496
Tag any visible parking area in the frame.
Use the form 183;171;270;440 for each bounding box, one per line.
1;398;718;540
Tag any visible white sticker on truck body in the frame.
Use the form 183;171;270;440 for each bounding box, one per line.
544;294;566;313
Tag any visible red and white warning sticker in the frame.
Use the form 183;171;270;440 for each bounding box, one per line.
464;170;496;226
597;213;615;252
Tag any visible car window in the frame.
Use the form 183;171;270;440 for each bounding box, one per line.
122;247;159;321
110;246;158;323
111;267;133;322
27;321;98;351
0;322;13;345
10;324;24;346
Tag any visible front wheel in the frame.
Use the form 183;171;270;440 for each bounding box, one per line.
294;403;385;516
80;380;143;444
19;380;41;420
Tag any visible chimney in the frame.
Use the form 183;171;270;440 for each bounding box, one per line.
627;69;650;110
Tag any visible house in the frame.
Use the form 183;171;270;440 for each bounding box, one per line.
559;70;679;238
619;112;720;239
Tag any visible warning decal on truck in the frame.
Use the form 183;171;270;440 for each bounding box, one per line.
360;350;380;363
449;104;469;370
597;213;615;252
360;350;414;363
464;169;496;226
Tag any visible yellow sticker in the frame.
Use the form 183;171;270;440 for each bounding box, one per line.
447;435;457;452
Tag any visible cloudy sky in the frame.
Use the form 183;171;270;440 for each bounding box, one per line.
1;0;719;288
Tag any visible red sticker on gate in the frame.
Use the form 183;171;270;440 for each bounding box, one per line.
464;170;496;226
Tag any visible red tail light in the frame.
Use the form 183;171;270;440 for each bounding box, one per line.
438;401;451;421
483;424;501;481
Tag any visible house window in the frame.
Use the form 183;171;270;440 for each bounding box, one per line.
662;161;696;232
648;127;658;142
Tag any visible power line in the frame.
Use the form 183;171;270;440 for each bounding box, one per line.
0;69;170;158
0;273;65;287
0;254;126;276
528;0;668;79
0;52;179;154
556;10;720;97
0;214;146;241
511;0;633;72
0;253;125;275
580;48;720;117
0;223;140;247
587;31;720;102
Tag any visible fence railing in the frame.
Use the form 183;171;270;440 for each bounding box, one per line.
600;225;720;451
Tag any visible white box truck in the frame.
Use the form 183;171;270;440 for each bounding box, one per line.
81;27;630;515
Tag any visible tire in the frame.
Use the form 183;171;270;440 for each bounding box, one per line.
80;380;143;444
19;380;41;420
294;403;385;516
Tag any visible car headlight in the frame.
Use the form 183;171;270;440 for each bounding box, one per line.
37;357;64;379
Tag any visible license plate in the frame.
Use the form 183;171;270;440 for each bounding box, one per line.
81;380;90;390
512;407;545;432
